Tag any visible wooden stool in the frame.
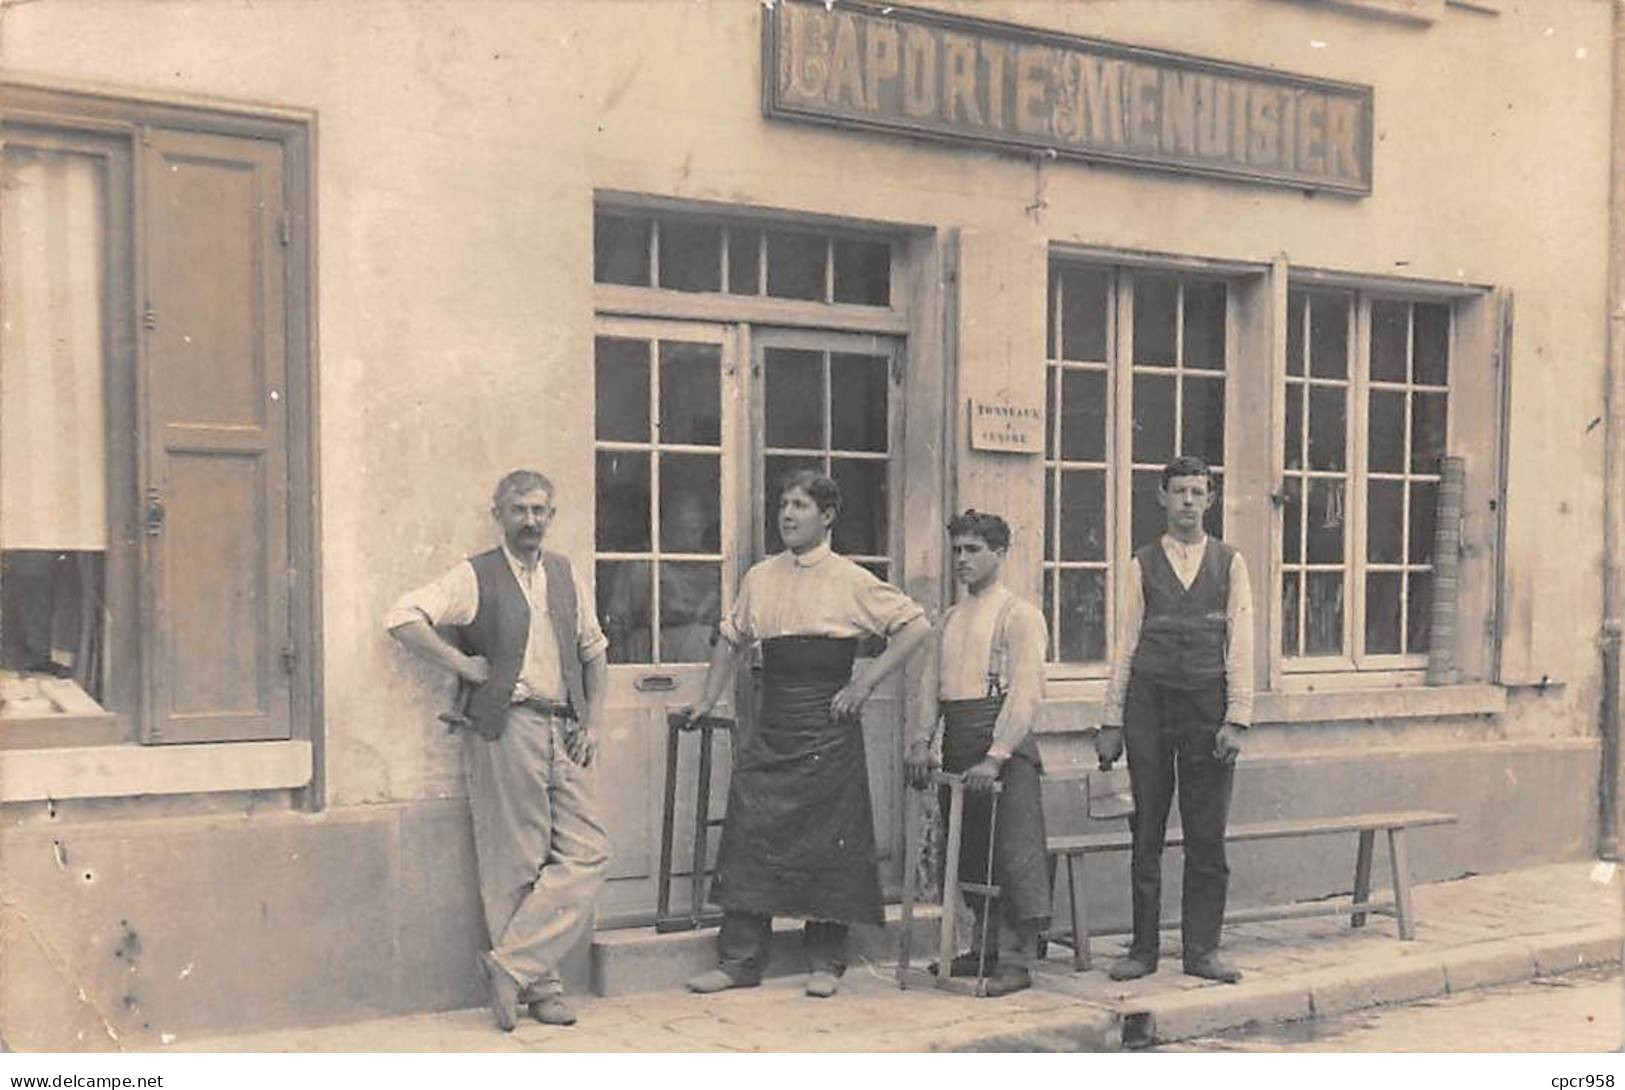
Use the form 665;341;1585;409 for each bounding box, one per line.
898;771;1003;995
655;712;732;933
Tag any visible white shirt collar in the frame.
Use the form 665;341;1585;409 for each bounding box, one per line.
1162;532;1209;555
966;577;1007;600
502;544;543;578
791;539;833;568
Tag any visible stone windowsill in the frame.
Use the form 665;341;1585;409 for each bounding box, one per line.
0;739;312;803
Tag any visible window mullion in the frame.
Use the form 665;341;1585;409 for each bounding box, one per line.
1111;268;1136;662
1349;296;1372;665
1399;305;1415;654
649;339;663;663
821;350;833;472
649;219;661;290
1173;280;1185;458
720;227;732;294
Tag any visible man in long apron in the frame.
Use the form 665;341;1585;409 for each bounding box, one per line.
679;471;931;998
907;510;1050;997
387;470;611;1030
1095;455;1253;984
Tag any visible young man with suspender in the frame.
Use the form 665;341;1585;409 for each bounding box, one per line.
908;510;1050;997
1095;456;1254;984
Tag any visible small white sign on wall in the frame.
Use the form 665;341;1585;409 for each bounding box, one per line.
968;397;1044;454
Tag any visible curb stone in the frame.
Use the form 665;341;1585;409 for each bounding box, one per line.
1309;962;1449;1019
1115;926;1622;1048
1121;980;1314;1046
1529;927;1623;977
929;1004;1124;1052
1440;940;1540;993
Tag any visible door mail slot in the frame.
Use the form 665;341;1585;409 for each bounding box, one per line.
635;674;678;692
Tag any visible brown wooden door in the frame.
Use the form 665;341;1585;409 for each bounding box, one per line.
139;128;291;744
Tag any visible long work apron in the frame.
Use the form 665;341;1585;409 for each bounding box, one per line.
939;694;1052;925
709;636;885;925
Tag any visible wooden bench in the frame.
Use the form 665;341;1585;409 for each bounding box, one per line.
1044;810;1458;971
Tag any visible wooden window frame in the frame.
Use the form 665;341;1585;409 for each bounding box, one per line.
0;78;320;802
1043;258;1244;680
593;198;912;336
1281;288;1455;676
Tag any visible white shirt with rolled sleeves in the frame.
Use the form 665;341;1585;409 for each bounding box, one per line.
718;540;925;645
1100;534;1254;728
384;545;608;703
911;582;1047;757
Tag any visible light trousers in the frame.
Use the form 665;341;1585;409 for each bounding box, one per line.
463;704;610;997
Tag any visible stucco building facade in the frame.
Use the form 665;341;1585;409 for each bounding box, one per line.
0;0;1617;1049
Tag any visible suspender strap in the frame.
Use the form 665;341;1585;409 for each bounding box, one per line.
985;594;1019;699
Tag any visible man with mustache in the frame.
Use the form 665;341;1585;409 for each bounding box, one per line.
908;509;1050;997
386;469;609;1030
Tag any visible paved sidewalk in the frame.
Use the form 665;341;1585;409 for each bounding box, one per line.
177;861;1622;1052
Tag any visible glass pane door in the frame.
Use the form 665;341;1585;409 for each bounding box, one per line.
750;327;907;893
591;317;742;925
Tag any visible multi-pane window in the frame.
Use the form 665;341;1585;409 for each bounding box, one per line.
1365;299;1450;657
761;345;893;581
594;334;725;664
1281;288;1352;658
1043;266;1111;664
1281;290;1451;665
595;210;890;306
0;93;310;749
1042;263;1228;665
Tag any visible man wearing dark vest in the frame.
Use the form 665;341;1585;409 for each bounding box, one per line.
386;469;610;1030
1095;455;1254;985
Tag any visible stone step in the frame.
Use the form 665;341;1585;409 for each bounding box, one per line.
590;903;945;996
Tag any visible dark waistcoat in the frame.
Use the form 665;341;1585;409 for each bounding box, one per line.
456;548;584;739
1131;538;1233;690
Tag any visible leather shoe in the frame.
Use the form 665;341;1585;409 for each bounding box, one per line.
686;968;756;994
950;951;999;977
477;952;520;1032
1183;953;1242;983
1106;954;1158;981
529;995;577;1026
980;965;1031;997
805;970;839;997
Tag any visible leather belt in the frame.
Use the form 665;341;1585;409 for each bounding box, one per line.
515;697;577;721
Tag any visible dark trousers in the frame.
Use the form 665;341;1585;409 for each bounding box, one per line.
716;910;846;984
1123;676;1234;963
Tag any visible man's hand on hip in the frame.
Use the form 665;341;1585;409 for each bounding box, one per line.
460;654;491;685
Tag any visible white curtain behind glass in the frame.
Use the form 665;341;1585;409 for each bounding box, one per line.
1;146;108;551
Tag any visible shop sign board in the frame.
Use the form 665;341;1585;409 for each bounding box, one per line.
764;0;1374;195
968;396;1044;454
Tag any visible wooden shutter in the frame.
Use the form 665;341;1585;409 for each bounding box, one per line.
138;128;291;743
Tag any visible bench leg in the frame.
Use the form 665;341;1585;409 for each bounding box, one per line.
938;780;965;989
1351;829;1375;929
1387;827;1417;940
1066;854;1092;972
